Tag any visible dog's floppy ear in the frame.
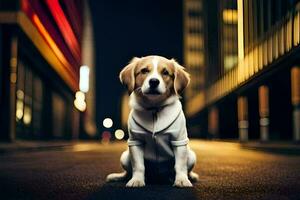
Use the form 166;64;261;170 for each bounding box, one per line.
119;57;140;93
172;59;190;95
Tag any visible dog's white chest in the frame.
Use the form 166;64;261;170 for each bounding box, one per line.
128;100;189;162
130;100;182;133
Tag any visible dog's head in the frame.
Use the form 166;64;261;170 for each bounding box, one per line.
119;55;190;104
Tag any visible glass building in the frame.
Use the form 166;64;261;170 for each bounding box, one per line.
184;0;300;142
0;0;96;141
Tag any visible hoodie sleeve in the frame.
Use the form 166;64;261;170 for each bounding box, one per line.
127;129;144;146
170;111;189;146
127;112;144;146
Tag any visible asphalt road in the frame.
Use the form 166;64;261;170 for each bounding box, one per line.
0;140;300;200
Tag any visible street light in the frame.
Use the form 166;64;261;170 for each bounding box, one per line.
74;65;89;112
79;65;90;93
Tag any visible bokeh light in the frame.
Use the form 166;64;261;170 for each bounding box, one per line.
79;65;90;93
23;106;32;125
74;91;86;112
103;118;113;128
75;91;85;101
114;129;125;140
74;98;86;112
101;131;111;144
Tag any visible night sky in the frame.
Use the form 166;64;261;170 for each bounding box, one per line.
89;0;183;132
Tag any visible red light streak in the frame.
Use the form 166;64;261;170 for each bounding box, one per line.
45;0;81;62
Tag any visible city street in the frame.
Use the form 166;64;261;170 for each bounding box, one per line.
0;140;300;200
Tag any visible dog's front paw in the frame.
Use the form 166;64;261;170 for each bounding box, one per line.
126;177;145;187
173;176;193;187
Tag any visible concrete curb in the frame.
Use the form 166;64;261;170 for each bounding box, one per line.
240;142;300;155
0;141;75;154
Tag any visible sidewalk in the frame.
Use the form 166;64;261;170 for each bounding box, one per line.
240;141;300;155
0;140;75;154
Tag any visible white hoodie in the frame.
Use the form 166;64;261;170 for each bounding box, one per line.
127;99;189;162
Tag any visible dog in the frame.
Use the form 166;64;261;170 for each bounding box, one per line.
106;55;199;187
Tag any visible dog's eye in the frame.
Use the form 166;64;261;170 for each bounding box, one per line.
162;69;169;76
141;68;150;74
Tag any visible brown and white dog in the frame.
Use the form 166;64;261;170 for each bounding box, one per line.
106;55;198;187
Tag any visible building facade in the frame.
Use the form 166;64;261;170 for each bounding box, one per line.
0;0;96;141
184;0;300;142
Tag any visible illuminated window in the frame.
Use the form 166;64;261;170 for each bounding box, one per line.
223;9;238;24
224;55;238;71
184;0;205;100
222;0;238;72
16;60;44;138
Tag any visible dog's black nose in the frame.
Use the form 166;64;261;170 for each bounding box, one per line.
149;78;160;88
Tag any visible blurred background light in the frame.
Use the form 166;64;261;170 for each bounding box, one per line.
79;65;90;93
103;118;113;128
75;91;85;101
23;106;32;125
101;131;111;144
114;129;125;140
74;98;86;112
74;91;86;112
16;90;24;121
16;100;24;120
16;89;24;99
